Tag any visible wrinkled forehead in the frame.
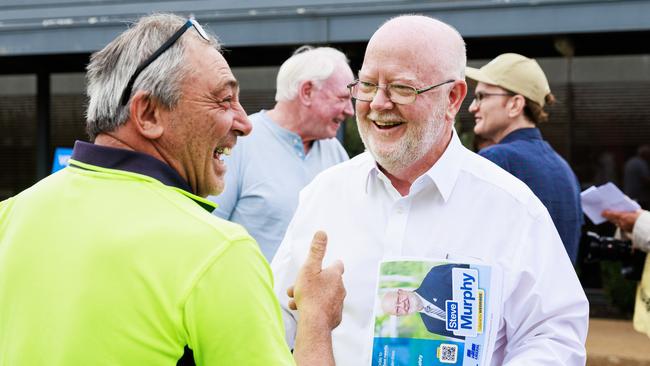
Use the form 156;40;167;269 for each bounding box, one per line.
184;41;239;92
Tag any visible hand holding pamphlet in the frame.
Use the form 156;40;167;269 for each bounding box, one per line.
370;258;502;366
580;182;640;225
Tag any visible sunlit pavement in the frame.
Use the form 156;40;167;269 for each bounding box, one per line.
587;318;650;366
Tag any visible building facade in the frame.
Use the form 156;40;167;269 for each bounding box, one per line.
2;0;650;201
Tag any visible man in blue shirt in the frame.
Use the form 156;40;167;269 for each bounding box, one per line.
466;53;583;264
210;46;353;261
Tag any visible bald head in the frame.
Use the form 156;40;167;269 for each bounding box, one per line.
366;15;466;80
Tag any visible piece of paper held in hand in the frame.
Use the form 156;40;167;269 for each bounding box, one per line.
580;182;640;225
370;258;502;366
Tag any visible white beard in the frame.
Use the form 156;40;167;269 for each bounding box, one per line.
358;102;447;174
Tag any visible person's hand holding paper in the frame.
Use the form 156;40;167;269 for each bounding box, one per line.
581;182;640;224
601;209;642;232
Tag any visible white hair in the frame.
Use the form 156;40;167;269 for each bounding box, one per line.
275;46;350;102
85;13;220;140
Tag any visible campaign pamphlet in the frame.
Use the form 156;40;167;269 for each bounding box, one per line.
370;258;501;366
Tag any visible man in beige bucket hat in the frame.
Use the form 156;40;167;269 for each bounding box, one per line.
466;53;583;265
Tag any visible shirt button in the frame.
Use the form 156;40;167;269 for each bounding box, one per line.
396;207;404;214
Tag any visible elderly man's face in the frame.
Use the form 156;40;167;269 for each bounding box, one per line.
308;65;355;140
160;39;251;197
355;43;450;174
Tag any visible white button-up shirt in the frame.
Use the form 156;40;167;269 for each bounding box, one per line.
271;131;588;366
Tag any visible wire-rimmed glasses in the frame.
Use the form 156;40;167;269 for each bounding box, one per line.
347;79;455;105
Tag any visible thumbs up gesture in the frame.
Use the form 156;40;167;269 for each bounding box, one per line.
288;230;346;330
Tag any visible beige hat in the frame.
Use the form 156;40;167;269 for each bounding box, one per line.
465;53;550;107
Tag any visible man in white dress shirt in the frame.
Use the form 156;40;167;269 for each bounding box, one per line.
271;15;588;366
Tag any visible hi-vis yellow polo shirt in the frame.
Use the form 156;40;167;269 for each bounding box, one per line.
0;141;294;365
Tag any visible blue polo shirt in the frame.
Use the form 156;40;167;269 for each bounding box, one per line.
209;110;349;261
479;128;583;263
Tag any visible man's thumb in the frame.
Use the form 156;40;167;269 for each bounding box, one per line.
305;230;328;270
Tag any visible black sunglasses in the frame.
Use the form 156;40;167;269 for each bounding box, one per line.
119;18;209;106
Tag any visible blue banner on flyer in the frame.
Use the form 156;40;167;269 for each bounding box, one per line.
372;337;465;366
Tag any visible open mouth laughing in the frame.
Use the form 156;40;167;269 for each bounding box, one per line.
213;146;232;161
368;111;406;130
373;120;405;130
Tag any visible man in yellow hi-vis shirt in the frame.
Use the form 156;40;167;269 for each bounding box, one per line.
0;13;344;366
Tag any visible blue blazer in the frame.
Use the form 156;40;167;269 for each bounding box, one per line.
414;263;469;339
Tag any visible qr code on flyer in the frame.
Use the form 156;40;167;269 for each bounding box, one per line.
437;343;458;364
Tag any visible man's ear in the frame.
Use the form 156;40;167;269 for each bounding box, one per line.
128;91;164;140
297;80;315;106
507;95;526;118
445;80;468;122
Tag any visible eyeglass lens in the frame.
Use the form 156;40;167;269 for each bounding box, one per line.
350;82;417;104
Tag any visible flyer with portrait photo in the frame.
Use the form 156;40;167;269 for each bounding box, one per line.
370;258;502;366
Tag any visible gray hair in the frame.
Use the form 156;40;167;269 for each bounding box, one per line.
85;13;220;140
275;46;350;102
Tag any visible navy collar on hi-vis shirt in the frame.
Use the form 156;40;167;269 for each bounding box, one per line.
70;141;192;192
68;141;215;213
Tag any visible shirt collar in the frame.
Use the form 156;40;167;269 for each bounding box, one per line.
421;129;464;202
69;141;216;212
261;110;308;158
500;127;542;144
363;129;464;202
363;154;380;195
